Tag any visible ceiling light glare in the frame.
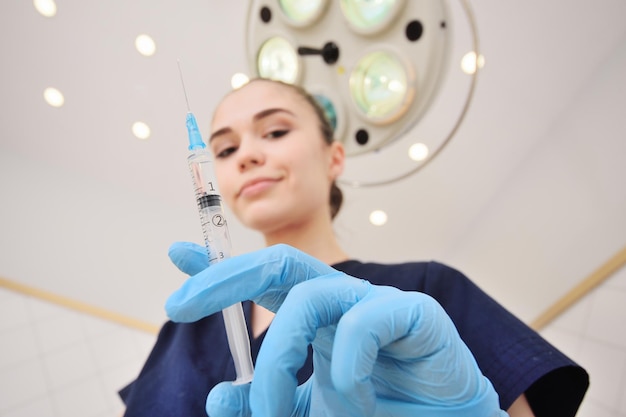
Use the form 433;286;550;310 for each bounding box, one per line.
461;51;485;75
349;51;410;124
43;87;64;107
340;0;400;34
135;34;156;57
408;143;429;161
369;210;388;226
34;0;57;17
279;0;327;27
132;121;151;140
231;73;250;90
257;36;299;84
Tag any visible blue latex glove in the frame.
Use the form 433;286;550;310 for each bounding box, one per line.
166;242;508;417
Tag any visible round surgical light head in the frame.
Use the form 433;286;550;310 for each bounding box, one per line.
245;0;470;185
340;0;401;34
257;36;300;84
349;50;411;124
279;0;327;27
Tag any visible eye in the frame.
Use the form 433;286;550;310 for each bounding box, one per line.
264;129;289;139
215;146;237;159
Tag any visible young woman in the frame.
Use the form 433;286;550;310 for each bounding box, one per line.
120;79;588;416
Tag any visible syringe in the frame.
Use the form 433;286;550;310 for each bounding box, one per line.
178;63;254;385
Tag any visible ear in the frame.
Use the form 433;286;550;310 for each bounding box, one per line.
328;141;345;180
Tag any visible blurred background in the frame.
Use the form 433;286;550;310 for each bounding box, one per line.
1;1;625;415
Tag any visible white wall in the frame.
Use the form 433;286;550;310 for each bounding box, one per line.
0;287;156;417
444;31;626;323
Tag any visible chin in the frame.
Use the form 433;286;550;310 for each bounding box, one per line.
235;195;318;234
236;203;289;232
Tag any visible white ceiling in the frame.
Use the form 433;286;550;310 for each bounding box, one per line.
1;0;626;327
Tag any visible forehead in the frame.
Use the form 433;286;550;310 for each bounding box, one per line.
212;81;309;127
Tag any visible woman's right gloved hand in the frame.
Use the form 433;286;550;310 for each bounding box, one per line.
167;242;508;417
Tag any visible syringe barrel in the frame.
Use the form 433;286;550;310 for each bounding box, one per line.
187;150;254;385
188;152;231;261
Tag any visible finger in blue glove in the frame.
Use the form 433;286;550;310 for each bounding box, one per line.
165;243;338;322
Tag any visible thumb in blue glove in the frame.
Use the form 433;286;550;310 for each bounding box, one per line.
166;243;508;417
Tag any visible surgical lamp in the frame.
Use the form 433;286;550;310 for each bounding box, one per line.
245;0;480;186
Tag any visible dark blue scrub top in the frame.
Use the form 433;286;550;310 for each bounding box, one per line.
120;260;588;417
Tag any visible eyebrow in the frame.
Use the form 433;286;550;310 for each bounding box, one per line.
209;108;295;143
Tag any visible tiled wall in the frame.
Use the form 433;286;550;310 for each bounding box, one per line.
1;265;625;416
0;287;156;417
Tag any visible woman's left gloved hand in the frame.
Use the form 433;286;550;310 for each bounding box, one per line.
166;242;508;417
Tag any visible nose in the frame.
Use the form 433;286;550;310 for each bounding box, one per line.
236;138;265;172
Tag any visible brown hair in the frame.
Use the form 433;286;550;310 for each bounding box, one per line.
242;78;344;219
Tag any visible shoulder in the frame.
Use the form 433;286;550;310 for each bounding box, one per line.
332;259;469;292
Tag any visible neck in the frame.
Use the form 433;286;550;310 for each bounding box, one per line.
251;211;349;338
263;213;349;265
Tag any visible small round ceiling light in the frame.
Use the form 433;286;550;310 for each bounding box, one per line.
349;50;412;124
34;0;57;17
369;210;388;226
408;143;429;161
340;0;404;35
461;51;485;75
135;34;156;57
43;87;64;107
257;36;300;84
132;121;151;140
231;73;250;90
279;0;328;27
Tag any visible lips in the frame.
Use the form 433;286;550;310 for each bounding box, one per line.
237;177;281;198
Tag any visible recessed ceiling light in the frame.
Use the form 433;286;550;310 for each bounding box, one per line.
231;73;250;90
369;210;388;226
43;87;64;107
34;0;57;17
135;34;156;57
132;121;151;139
408;143;429;161
461;51;485;75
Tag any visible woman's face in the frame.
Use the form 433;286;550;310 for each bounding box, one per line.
209;80;344;235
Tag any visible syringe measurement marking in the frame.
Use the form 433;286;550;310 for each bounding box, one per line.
200;216;226;229
199;215;227;261
194;184;216;195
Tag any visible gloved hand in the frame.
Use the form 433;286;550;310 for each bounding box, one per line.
166;242;508;417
